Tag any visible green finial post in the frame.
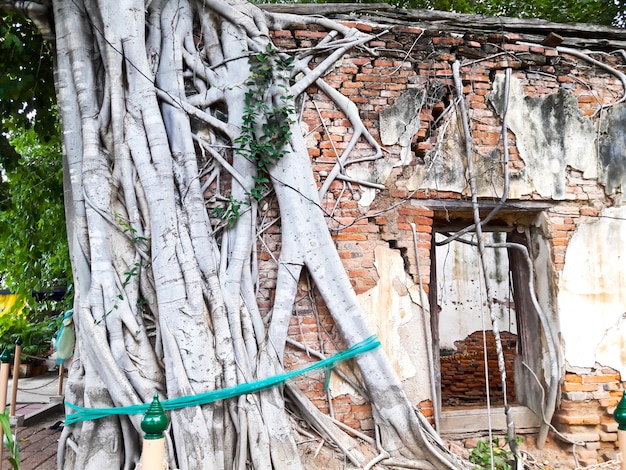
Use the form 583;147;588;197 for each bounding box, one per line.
615;391;626;431
140;394;168;469
616;390;626;470
0;349;10;364
14;337;22;347
141;394;169;440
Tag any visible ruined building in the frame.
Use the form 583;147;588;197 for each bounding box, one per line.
258;5;626;466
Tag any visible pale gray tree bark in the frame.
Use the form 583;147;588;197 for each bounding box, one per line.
13;0;470;468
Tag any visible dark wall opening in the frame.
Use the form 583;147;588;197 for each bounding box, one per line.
427;204;551;432
431;228;519;410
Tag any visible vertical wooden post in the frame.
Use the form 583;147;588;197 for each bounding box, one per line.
57;363;65;396
614;391;626;470
0;348;12;465
9;338;22;417
140;394;169;470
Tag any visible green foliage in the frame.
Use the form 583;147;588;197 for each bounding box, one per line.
0;307;61;362
235;43;295;200
94;261;142;326
0;12;68;304
0;409;20;469
123;263;141;288
212;44;295;228
248;174;270;201
0;125;70;303
0;12;56;140
0;12;70;350
115;212;147;243
469;437;521;470
210;196;243;227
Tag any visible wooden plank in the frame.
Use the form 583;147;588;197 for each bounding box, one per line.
420;200;554;212
508;230;547;419
259;4;626;50
439;406;541;437
429;239;442;429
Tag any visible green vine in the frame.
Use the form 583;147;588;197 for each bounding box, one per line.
234;43;295;202
91;214;147;327
114;212;147;243
94;261;142;326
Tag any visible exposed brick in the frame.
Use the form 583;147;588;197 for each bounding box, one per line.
577;449;600;460
585;375;621;384
578;95;598;104
599;432;618;442
562;382;601;393
503;33;520;41
565;374;583;383
561;432;600;442
556;414;601;425
432;37;464;46
600;398;620;408
294;30;328;39
503;43;530;52
563;391;593;401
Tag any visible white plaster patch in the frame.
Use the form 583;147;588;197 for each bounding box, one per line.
329;246;430;402
346;163;394;207
379;88;422;155
411;106;468;195
436;232;516;350
301;120;317;149
596;313;626;370
558;206;626;376
360;246;418;380
489;75;597;200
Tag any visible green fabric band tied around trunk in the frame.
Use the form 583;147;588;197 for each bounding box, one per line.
65;335;381;425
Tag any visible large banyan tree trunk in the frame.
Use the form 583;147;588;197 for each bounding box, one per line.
50;0;468;468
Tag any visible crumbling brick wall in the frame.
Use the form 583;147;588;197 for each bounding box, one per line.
554;368;623;464
440;331;517;408
263;16;626;464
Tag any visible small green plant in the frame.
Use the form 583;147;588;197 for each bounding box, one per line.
0;409;20;469
246;174;270;201
114;212;147;243
94;261;143;325
235;43;294;171
469;437;519;470
211;196;243;227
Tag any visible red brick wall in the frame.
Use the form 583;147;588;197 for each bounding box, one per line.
441;331;517;408
554;368;623;466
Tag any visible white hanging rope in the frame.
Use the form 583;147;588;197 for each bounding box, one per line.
452;60;519;463
476;235;495;470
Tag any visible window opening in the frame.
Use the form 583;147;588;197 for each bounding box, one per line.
426;203;554;438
